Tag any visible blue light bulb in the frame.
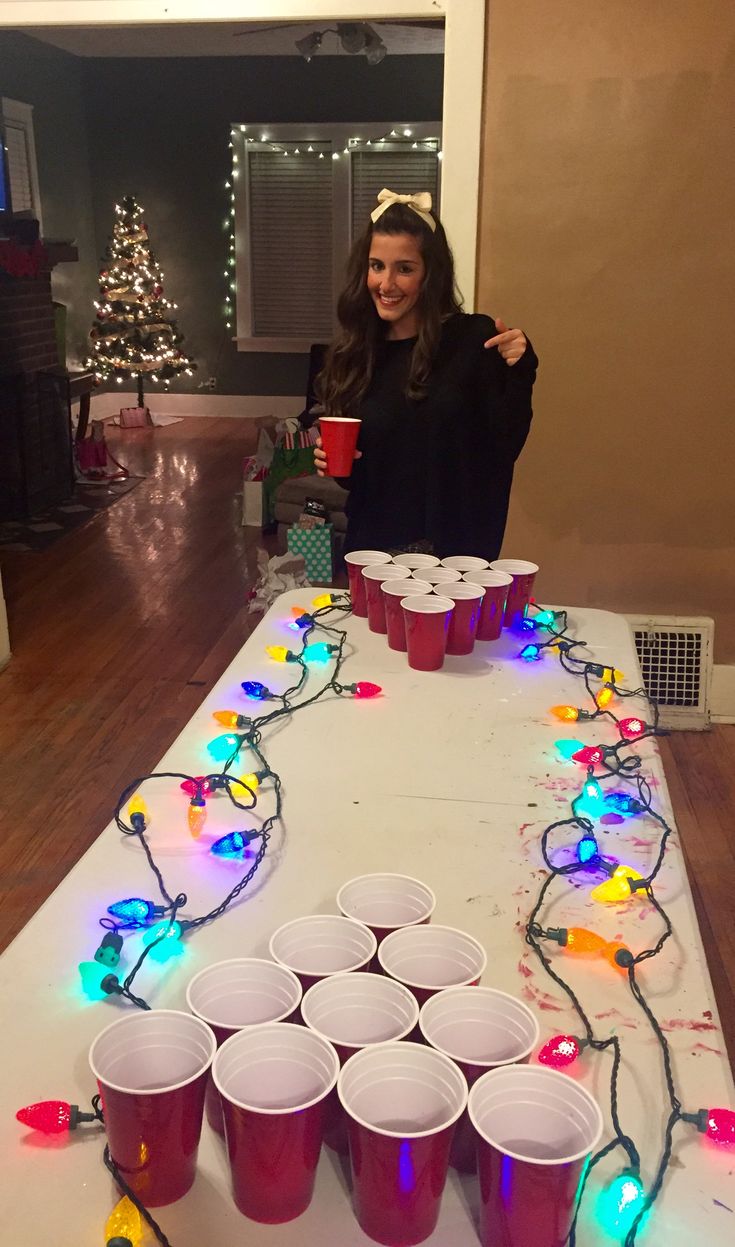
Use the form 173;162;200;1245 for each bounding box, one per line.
605;791;646;817
107;898;163;925
520;644;541;662
241;681;270;700
576;835;599;865
210;829;260;858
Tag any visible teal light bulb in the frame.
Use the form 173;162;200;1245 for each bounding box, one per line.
142;920;183;964
304;643;331;663
78;960;110;1001
207;732;242;761
555;738;585;760
597;1171;646;1238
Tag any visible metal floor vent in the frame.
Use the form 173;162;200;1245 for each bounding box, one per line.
624;616;714;731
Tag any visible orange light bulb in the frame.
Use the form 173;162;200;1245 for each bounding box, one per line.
213;710;239;727
551;705;579;722
188;800;207;839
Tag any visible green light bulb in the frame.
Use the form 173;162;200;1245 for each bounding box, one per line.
597;1170;646;1238
78;960;110;1001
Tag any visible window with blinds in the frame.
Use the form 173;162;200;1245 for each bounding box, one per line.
350;147;441;243
249;149;334;339
1;99;40;221
233;123;441;351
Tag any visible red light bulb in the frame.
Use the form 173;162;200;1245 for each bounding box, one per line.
538;1035;582;1069
180;776;212;797
705;1108;735;1146
619;717;647;741
16;1100;75;1134
353;682;382;698
571;745;605;766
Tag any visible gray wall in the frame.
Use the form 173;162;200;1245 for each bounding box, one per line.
82;53;444;395
0;31;99;363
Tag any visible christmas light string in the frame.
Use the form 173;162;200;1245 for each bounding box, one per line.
519;604;733;1242
15;595;732;1245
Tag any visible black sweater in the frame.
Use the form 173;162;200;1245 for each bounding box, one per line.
340;313;538;561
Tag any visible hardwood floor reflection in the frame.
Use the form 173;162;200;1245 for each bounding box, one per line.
0;417;732;1068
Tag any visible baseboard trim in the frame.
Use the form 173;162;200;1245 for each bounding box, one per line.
712;664;735;723
72;393;302;420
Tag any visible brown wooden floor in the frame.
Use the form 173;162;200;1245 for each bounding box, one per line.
0;418;733;1072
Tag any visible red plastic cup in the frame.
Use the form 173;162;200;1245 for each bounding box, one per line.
301;972;420;1153
269;913;377;992
439;582;486;655
381;579;433;651
468;1065;603;1247
391;553;441;571
378;924;487;1007
345;550;392;617
319;416;361;476
419;987;540;1173
338;1042;468;1246
401;595;455;671
440;555;490;573
362;563;411;634
186;958;302;1135
336;873;436;946
464;569;513;641
412;566;462;585
213;1022;339;1222
490;559;539;629
89;1010;216;1207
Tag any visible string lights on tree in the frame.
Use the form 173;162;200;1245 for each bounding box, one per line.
85;194;195;404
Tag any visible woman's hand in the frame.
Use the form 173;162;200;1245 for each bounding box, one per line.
484;317;528;366
315;435;362;477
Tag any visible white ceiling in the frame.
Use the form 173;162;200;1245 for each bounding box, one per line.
20;19;444;59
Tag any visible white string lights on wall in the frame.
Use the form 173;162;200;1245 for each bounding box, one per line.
222;125;442;335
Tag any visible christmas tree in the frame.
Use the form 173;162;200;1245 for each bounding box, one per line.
86;195;195;406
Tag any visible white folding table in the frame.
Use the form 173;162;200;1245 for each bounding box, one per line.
2;594;733;1246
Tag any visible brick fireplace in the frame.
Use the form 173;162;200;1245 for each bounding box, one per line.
0;226;78;520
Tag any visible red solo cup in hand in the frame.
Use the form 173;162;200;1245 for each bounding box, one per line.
337;873;436;945
344;549;392;617
440;555;490;573
468;1065;603;1247
269;913;377;992
88;1010;216;1207
489;559;539;629
413;566;462;585
381;579;433;651
186;958;302;1135
213;1022;339;1223
378;924;487;1007
418;987;540;1173
319;416;361;475
440;582;486;655
401;595;455;671
362;563;411;634
301;972;420;1153
464;569;513;641
338;1041;468;1247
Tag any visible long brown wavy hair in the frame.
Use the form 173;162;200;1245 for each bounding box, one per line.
317;202;463;415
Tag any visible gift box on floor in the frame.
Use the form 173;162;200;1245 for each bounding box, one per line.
287;522;334;581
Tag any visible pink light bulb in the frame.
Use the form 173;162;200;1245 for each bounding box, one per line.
705;1108;735;1146
571;746;605;766
619;717;647;741
537;1035;581;1069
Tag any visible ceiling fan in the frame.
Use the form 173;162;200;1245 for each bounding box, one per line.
233;19;442;66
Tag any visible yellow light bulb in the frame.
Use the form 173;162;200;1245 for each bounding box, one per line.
127;794;149;824
603;667;625;684
591;865;644;904
266;645;290;662
596;684;614;709
233;772;260;796
312;593;334;608
105;1195;144;1246
212;710;239;727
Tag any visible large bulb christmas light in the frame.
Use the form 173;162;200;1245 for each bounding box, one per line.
127;794;149;828
597;1170;646;1238
681;1107;735;1146
305;642;338;663
207;732;244;761
107;897;166;926
212;709;249;728
519;643;542;662
571;745;605;766
538;1034;583;1069
16;1099;97;1134
555;738;585;760
576;834;600;864
551;705;592;723
546;926;633;971
312;593;338;608
619;717;648;741
210;829;260;858
180;776;213;798
266;645;293;662
187;797;207;839
241;680;273;700
595;684;614;710
591;864;645;904
105;1196;144;1247
342;682;382;698
605;790;646;816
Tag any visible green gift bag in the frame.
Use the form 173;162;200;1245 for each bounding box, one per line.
286;523;334;582
263;445;315;524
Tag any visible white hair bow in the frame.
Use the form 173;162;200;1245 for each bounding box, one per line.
370;188;436;231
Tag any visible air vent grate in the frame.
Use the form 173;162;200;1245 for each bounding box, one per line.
625;616;714;730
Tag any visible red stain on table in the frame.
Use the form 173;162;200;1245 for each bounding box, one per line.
661;1018;718;1033
595;1008;623;1020
518;959;533;978
521;982;564;1013
693;1042;724;1056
